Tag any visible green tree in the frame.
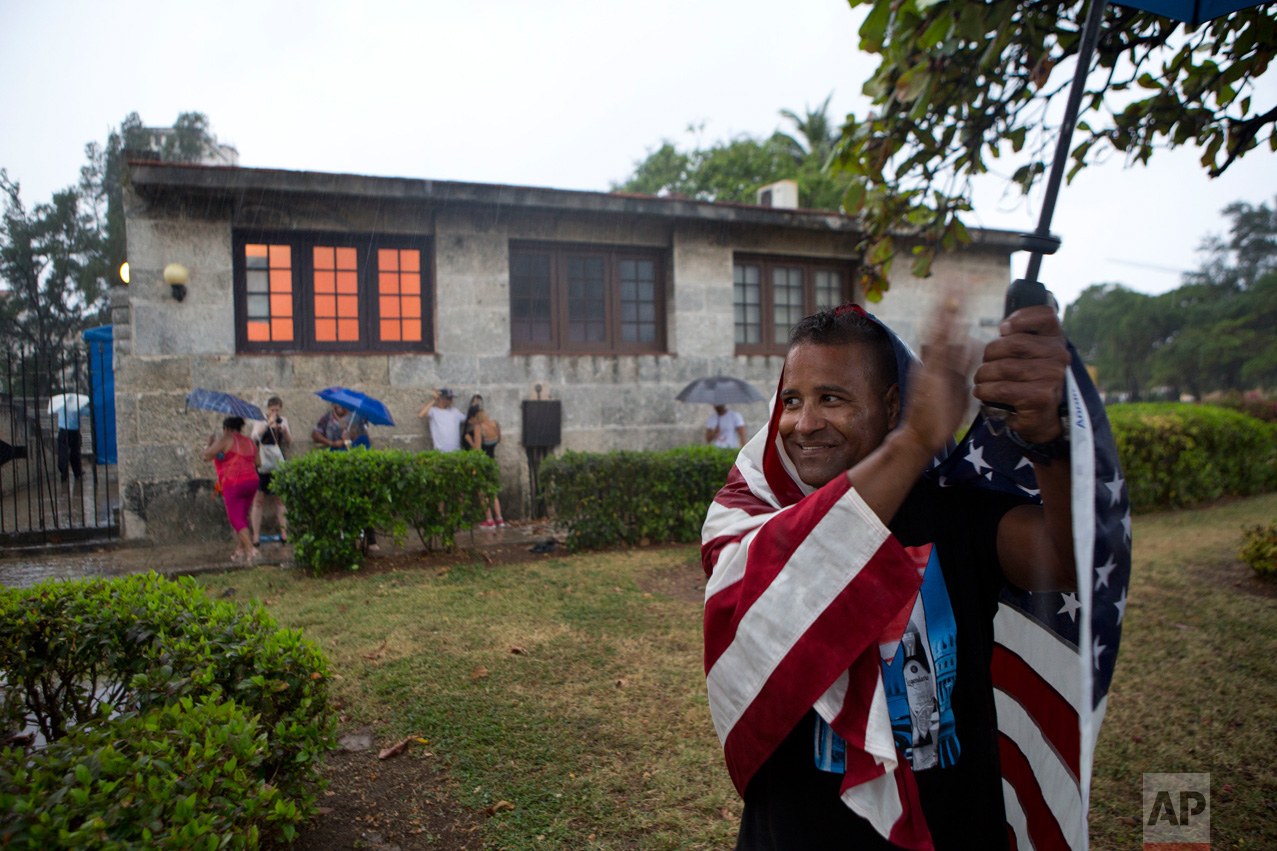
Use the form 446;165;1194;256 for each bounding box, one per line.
835;0;1276;299
1063;283;1171;399
613;100;853;210
0;172;108;368
1065;199;1277;397
0;111;220;365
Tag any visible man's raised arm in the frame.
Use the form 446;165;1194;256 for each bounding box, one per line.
974;305;1076;592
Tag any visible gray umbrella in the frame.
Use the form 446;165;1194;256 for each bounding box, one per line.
675;376;764;406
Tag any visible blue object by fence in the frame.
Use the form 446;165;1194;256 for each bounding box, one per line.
82;325;117;465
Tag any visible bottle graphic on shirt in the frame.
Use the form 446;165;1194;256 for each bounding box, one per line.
901;624;940;770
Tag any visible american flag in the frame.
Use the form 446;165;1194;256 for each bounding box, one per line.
701;314;1130;850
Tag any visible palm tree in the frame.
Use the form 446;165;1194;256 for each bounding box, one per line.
776;94;838;166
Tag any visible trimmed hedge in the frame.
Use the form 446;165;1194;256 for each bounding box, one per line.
542;445;738;550
0;573;333;846
1108;403;1277;512
270;448;501;572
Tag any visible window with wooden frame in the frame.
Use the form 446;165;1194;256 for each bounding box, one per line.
733;254;854;354
234;232;432;353
509;243;666;353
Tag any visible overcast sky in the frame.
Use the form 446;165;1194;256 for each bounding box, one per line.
2;0;1273;310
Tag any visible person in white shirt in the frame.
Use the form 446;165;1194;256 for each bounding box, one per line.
705;405;747;449
417;388;467;452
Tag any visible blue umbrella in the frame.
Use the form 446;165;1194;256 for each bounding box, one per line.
315;387;395;427
1113;0;1263;27
1007;0;1270;315
186;388;264;421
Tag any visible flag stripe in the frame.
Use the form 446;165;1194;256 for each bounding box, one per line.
707;492;914;741
993;606;1082;712
994;691;1084;849
992;645;1080;778
720;583;905;792
998;733;1070;851
1002;778;1034;851
703;475;855;673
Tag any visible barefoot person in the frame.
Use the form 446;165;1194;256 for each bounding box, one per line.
203;416;261;563
466;405;505;528
250;396;291;545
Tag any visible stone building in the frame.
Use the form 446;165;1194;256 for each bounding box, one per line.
115;163;1018;542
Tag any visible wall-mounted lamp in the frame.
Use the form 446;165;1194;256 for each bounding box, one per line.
164;263;189;302
119;262;130;284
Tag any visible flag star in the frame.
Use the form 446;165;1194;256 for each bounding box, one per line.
1092;636;1107;669
965;443;991;476
938;475;949;488
1114;587;1128;625
1121;509;1132;542
1095;556;1117;591
1015;455;1034;470
1057;592;1081;622
985;471;993;481
1018;484;1041;498
1104;472;1125;507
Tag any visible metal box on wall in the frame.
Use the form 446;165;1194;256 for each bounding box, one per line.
521;400;561;448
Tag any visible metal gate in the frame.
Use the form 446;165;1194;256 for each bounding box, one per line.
1;335;119;547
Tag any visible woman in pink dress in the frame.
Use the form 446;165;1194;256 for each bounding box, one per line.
202;416;261;563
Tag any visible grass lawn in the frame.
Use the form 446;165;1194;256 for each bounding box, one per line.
1088;492;1277;850
196;494;1277;850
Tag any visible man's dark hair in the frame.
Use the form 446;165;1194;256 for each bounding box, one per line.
788;306;899;395
223;416;246;432
267;396;283;408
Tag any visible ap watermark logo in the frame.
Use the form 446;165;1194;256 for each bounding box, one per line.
1143;773;1210;849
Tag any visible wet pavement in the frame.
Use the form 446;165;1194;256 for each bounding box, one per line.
0;521;565;589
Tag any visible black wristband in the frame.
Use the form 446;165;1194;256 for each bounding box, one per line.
1005;427;1070;465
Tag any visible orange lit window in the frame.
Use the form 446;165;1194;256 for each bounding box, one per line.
236;233;431;353
376;248;423;342
243;244;294;342
313;245;360;342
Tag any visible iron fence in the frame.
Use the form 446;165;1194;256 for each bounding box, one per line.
1;341;118;546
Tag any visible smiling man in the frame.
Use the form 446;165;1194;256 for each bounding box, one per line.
701;302;1076;851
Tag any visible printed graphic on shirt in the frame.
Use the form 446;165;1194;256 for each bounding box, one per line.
813;543;960;774
881;543;960;770
813;715;847;773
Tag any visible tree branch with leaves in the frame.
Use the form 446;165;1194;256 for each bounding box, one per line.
835;0;1276;300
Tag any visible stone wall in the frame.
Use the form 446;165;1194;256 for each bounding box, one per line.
118;183;1013;543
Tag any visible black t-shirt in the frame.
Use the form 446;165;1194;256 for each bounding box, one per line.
736;480;1027;851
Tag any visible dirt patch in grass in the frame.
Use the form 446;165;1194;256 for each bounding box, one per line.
1193;556;1277;600
320;542;569;579
265;744;484;851
635;551;707;604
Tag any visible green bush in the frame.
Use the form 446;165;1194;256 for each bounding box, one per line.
270;448;500;572
1108;403;1277;512
0;573;334;843
0;696;298;849
542;445;738;550
1240;522;1277;579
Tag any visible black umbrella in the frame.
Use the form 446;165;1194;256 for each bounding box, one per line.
676;376;765;406
1005;0;1269;316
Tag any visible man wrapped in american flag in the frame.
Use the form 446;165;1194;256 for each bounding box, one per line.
702;298;1121;850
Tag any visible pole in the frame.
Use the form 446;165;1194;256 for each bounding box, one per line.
1005;0;1111;315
